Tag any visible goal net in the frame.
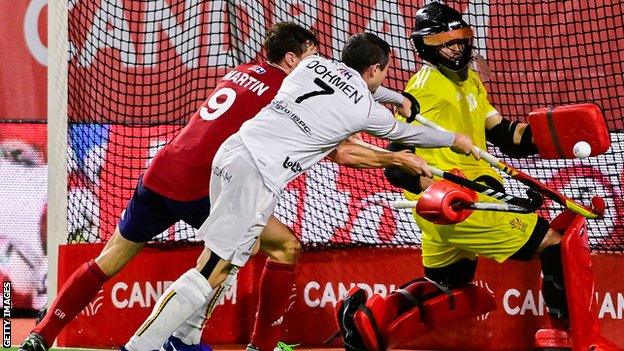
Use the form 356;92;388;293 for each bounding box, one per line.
64;0;623;252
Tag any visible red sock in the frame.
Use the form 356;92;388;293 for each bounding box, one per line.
250;260;296;351
33;259;109;345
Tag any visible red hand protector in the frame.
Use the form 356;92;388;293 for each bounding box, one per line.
417;170;477;224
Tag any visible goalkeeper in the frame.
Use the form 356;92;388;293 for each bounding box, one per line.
381;2;572;348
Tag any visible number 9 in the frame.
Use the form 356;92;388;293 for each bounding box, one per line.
199;87;237;121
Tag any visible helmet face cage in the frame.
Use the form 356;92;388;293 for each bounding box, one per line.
411;3;474;81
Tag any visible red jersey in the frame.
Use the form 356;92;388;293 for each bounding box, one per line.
143;62;286;201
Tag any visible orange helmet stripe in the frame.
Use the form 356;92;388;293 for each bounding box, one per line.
422;27;473;46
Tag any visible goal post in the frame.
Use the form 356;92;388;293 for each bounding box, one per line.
47;0;68;304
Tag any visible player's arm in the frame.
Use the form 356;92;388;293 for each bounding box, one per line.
372;86;417;122
328;139;432;177
382;142;431;194
485;112;537;158
363;103;478;158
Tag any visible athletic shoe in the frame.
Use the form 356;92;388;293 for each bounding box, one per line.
534;328;572;350
275;341;299;351
161;335;213;351
18;333;48;351
246;341;299;351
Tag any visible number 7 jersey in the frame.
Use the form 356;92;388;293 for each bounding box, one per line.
239;55;454;194
143;62;287;201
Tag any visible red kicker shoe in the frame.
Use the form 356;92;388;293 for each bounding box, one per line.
534;328;573;350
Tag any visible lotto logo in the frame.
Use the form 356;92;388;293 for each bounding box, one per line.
282;156;302;173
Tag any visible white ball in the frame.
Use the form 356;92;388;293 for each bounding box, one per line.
573;141;591;159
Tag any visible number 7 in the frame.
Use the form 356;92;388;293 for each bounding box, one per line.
295;77;335;103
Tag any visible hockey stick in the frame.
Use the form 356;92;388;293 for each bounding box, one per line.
350;138;542;213
411;114;606;219
390;199;535;213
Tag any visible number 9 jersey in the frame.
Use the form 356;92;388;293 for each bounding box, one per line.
142;62;287;201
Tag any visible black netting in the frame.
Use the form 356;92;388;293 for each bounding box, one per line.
67;1;624;251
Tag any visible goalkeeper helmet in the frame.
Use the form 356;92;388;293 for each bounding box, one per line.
411;2;473;82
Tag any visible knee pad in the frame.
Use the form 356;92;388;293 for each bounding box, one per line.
335;278;496;351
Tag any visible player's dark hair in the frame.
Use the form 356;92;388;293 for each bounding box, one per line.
341;33;391;73
264;22;318;63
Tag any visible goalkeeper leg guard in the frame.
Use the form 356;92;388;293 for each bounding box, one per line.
336;287;371;351
535;211;620;351
384;280;496;350
125;269;214;351
336;278;496;351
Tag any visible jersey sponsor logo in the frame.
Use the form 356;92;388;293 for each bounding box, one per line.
270;100;312;136
336;67;353;79
304;60;364;104
213;166;232;183
248;65;266;74
283;156;302;173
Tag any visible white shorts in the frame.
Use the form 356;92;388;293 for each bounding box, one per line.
198;134;278;267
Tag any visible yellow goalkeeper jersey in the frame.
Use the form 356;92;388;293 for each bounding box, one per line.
401;65;503;200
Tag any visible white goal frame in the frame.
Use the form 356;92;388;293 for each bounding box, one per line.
47;0;68;304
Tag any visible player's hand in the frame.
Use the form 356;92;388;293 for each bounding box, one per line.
392;150;433;178
451;133;480;160
395;96;412;120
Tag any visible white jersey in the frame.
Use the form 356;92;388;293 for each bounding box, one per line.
239;55;454;193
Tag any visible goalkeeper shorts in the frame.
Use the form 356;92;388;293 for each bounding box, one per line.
416;191;548;268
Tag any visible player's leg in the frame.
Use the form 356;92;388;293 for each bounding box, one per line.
247;216;301;351
500;214;574;349
505;220;565;309
20;179;177;351
30;229;144;341
125;137;277;351
511;225;569;323
163;195;214;350
124;247;231;351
